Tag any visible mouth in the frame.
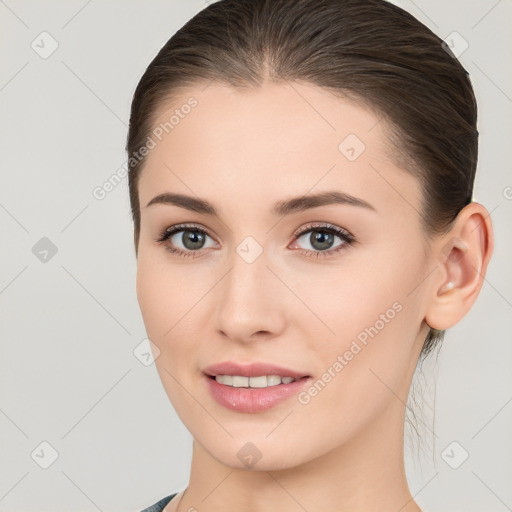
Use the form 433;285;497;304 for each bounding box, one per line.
202;361;312;413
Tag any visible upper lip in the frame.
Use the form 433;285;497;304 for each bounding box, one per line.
203;361;309;379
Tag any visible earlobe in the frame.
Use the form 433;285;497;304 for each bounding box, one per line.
425;202;494;330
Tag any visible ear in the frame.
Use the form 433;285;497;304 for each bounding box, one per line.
425;202;494;331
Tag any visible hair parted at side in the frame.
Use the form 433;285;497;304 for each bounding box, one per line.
126;0;479;358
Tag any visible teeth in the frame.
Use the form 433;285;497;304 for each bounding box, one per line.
232;376;249;387
214;375;297;388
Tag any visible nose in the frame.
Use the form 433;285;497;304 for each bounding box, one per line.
214;243;285;344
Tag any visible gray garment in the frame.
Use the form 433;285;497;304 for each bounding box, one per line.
140;493;178;512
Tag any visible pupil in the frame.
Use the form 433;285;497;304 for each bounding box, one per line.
183;230;205;250
311;231;333;250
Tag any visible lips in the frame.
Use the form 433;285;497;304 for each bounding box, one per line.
202;361;309;379
203;364;313;413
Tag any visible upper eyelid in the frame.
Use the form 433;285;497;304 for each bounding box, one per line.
294;222;351;237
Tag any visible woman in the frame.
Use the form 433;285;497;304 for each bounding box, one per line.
127;0;494;510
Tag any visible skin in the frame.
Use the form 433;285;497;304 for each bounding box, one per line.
135;81;493;512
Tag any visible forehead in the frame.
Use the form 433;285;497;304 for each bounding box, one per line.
138;81;421;223
150;80;387;162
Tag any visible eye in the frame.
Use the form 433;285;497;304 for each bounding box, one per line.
155;223;217;258
155;222;355;259
289;223;355;258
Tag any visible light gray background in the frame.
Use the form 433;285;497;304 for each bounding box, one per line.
0;1;511;511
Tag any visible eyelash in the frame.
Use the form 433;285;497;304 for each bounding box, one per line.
154;222;355;259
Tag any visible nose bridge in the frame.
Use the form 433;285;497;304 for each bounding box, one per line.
223;236;270;311
215;236;282;340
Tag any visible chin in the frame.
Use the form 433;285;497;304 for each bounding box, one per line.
198;434;317;472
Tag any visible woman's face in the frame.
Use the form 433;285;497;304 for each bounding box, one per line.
136;81;434;470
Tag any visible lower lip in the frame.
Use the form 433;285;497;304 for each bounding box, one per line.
204;375;312;413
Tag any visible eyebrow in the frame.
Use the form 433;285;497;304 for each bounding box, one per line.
145;190;376;216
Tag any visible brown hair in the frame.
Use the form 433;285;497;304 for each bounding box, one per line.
126;0;478;358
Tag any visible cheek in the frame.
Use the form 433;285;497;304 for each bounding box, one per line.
300;242;422;349
136;250;196;332
297;251;425;422
136;253;202;411
287;260;407;348
135;250;214;368
135;250;191;355
136;256;168;338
